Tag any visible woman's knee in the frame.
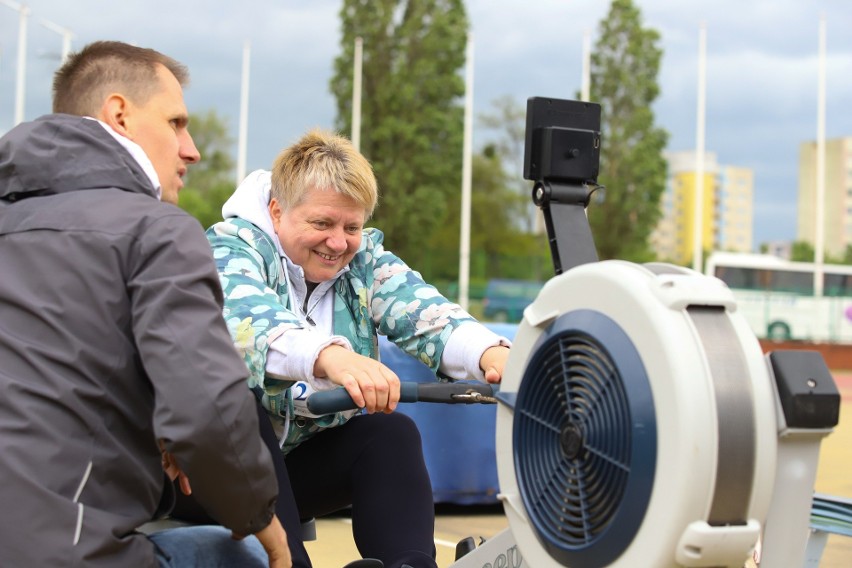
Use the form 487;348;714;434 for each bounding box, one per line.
340;412;426;468
365;412;423;449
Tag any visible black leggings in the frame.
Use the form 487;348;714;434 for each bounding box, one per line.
174;402;437;568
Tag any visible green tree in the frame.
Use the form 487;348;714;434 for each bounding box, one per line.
474;98;555;278
840;245;852;265
477;95;539;233
330;0;468;267
179;110;236;230
430;145;546;281
789;240;852;264
790;240;815;262
587;0;669;262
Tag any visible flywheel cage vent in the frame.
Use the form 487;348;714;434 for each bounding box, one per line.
513;309;656;566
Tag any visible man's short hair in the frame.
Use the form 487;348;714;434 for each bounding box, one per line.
52;40;189;117
271;128;378;217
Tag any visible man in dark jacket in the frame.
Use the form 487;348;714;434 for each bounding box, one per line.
0;41;290;567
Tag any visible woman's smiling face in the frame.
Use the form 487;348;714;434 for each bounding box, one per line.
269;185;366;283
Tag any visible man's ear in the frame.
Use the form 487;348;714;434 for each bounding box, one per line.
98;94;132;137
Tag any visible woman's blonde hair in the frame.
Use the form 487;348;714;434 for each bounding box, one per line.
271;129;378;216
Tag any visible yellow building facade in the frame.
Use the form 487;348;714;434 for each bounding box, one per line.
652;151;753;266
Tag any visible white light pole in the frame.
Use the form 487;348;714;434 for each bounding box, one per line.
581;29;591;101
351;37;363;152
1;0;29;125
692;22;707;273
814;14;826;298
458;33;474;311
236;40;250;186
40;18;74;64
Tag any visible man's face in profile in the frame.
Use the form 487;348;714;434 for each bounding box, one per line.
126;64;200;205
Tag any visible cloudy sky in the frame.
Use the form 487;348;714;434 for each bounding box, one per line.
2;0;851;248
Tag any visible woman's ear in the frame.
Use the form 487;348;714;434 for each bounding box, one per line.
268;198;281;232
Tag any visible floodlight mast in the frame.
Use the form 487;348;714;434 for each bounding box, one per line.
523;97;603;275
1;0;29;126
40;17;74;64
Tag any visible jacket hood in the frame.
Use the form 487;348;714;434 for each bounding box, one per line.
0;114;157;202
222;169;285;257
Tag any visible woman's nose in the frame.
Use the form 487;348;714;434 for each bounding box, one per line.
326;229;347;252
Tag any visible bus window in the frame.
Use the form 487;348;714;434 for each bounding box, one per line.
713;267;812;294
770;270;813;295
715;266;757;289
824;273;852;296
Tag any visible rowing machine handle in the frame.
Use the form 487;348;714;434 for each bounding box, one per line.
306;382;494;415
307;382;420;415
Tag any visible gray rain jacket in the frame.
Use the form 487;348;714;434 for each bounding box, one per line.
0;114;277;567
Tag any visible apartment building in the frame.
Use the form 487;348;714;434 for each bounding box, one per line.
797;137;852;258
651;151;753;265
